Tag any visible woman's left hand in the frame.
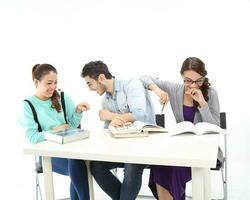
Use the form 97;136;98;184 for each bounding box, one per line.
186;88;207;107
76;102;90;113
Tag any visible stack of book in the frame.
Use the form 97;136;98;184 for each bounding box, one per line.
44;128;90;144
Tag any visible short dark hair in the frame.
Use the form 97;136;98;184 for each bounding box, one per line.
81;61;113;80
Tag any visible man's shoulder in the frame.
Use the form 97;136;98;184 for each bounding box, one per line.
114;77;140;91
120;77;142;87
116;77;140;83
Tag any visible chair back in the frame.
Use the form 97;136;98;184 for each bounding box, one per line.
211;112;227;170
220;112;227;129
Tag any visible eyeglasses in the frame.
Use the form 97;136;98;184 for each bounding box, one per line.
183;77;205;86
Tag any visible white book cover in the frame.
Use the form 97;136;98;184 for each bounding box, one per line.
44;128;90;144
169;121;224;136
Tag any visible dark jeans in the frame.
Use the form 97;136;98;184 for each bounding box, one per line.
91;161;146;200
52;157;90;200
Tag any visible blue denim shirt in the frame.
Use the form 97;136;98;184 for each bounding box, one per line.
102;78;155;128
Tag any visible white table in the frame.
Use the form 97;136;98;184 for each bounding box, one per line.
23;130;219;200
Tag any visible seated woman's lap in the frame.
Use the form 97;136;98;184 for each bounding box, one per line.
52;157;69;176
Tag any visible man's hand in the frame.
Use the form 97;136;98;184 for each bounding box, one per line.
109;116;126;128
99;109;115;121
76;102;90;113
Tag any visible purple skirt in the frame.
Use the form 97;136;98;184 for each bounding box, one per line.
148;165;191;200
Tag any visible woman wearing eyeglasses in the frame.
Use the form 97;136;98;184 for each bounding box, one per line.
140;57;220;200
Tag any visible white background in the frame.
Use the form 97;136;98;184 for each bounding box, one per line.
0;0;250;199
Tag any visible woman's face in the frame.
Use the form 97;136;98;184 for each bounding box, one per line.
182;70;205;92
35;71;58;99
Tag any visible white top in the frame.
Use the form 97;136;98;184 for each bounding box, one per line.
23;130;220;168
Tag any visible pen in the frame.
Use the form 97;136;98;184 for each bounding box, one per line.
161;103;166;115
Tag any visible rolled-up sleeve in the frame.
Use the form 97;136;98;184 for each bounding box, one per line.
139;75;155;89
126;79;148;122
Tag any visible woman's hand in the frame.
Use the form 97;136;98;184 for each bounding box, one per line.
185;88;207;107
76;102;90;113
52;124;70;132
150;84;169;105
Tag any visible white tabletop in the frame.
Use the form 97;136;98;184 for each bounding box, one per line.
24;130;219;168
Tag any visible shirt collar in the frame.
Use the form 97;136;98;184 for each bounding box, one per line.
105;77;121;99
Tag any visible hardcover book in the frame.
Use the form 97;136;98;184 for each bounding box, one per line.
44;128;90;144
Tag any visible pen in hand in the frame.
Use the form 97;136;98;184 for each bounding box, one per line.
161;103;166;115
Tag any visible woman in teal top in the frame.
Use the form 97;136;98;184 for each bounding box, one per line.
20;63;90;200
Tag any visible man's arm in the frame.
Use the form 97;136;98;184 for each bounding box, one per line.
101;78;150;128
99;109;135;122
124;78;149;122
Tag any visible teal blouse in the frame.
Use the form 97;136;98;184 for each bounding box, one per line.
19;92;82;144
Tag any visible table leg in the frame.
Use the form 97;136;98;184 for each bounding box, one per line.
191;167;204;200
192;167;211;200
203;168;211;200
86;160;95;200
42;156;55;200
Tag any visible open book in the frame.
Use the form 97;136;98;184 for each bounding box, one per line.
44;128;90;144
169;121;224;136
109;121;168;138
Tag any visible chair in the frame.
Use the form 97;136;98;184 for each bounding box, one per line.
186;112;228;200
216;112;228;200
35;156;70;200
35;156;43;200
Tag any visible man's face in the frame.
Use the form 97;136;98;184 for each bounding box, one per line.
84;75;106;96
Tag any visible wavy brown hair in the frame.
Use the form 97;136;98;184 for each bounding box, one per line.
32;64;61;112
180;57;211;107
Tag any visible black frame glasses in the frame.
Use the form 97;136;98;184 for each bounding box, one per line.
183;77;205;86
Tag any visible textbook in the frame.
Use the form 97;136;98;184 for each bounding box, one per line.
109;121;168;138
44;128;90;144
168;121;224;136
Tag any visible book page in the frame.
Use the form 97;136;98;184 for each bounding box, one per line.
194;122;223;135
109;121;167;136
133;121;149;129
133;121;161;129
109;123;142;134
169;121;196;136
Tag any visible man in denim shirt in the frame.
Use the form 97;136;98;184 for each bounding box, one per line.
81;61;155;200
